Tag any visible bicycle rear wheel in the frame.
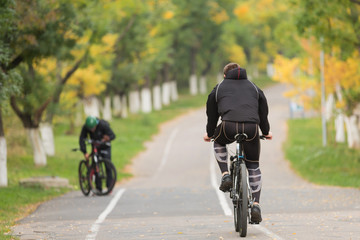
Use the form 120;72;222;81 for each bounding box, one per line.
78;160;90;196
239;163;248;237
89;159;117;196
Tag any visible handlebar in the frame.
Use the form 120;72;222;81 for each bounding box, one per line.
260;135;271;140
71;139;110;152
86;139;111;147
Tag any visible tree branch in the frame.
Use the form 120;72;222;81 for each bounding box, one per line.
10;95;24;120
34;97;52;126
116;16;136;44
350;0;360;4
61;53;86;85
7;54;24;71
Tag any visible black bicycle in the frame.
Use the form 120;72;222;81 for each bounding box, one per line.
73;139;117;196
229;133;267;237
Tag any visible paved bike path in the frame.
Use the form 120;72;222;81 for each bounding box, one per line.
12;84;360;240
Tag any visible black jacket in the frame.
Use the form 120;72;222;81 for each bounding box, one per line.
79;119;116;154
206;67;270;137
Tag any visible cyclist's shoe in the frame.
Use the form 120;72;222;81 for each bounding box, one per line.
219;174;232;192
251;204;262;224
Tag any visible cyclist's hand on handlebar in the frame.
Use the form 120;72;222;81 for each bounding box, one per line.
203;133;212;142
102;135;110;142
84;153;90;161
263;131;273;140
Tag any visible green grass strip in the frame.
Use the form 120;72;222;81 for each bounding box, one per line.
285;118;360;188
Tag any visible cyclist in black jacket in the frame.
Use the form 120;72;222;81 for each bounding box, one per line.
204;63;272;223
79;116;116;192
79;116;116;161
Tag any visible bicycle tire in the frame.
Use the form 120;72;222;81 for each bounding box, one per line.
89;159;117;196
78;160;90;196
233;169;240;232
239;163;248;237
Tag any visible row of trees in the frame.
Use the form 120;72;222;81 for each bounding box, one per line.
1;0;359;187
272;0;360;148
1;0;286;187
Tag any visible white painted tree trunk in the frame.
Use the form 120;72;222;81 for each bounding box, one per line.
153;85;162;111
39;122;55;156
189;74;198;95
0;137;7;187
217;72;223;83
113;95;122;116
141;88;152;113
103;96;112;121
162;82;171;106
129;90;141;114
344;115;360;148
121;95;128;118
170;81;178;101
27;128;47;166
75;101;83;126
325;94;334;121
83;96;100;117
266;63;275;77
335;114;345;143
199;76;207;94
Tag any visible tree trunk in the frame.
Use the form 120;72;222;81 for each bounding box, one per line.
0;109;7;187
141;88;152;113
83;96;100;117
199;76;207;94
129;90;141;114
162;82;171;106
335;113;345;143
103;96;112;121
325;94;334;121
153;85;162;111
121;95;128;118
170;81;178;101
75;101;83;126
113;95;122;117
0;136;7;187
39;122;55;156
26;128;47;166
344;115;360;148
217;72;223;83
189;74;198;95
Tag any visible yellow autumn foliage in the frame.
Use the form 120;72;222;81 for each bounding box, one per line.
225;44;247;66
68;64;107;97
163;10;174;20
208;2;229;24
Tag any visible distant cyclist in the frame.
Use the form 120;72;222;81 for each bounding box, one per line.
79;116;116;192
203;63;272;223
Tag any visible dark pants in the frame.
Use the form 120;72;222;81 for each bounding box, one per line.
95;147;113;190
213;121;262;202
213;121;260;166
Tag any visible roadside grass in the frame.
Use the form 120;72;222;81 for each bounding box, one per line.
1;93;207;238
285;118;360;188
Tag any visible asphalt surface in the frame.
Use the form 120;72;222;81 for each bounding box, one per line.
12;84;360;240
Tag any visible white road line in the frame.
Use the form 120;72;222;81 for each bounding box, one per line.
85;188;126;240
209;145;232;216
154;127;178;176
209;145;285;240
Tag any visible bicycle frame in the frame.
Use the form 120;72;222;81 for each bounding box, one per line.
231;134;253;206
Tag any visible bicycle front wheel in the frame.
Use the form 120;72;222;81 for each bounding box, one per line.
89;159;117;196
78;160;90;196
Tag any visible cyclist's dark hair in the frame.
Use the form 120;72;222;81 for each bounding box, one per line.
223;63;240;76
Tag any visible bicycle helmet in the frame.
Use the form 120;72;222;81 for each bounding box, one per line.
85;116;99;130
